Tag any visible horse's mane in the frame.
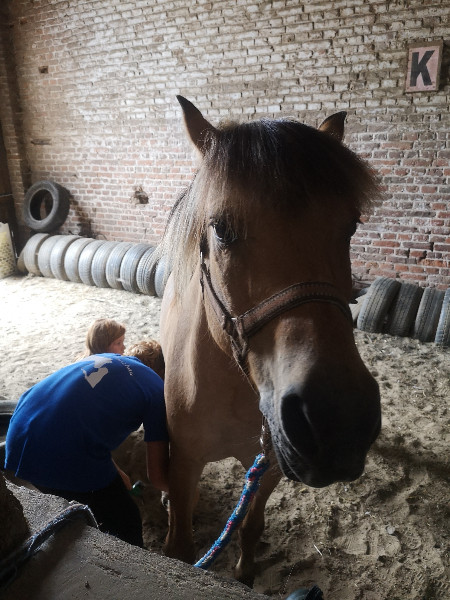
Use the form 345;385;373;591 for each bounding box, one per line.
153;117;382;297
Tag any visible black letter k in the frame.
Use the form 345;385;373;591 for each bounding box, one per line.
410;50;434;86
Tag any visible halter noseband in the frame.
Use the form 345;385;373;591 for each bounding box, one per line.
200;253;353;380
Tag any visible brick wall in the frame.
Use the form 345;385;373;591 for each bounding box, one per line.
1;0;449;287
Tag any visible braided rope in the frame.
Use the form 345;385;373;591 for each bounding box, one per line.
194;452;270;569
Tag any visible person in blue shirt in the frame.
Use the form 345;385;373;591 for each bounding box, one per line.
5;350;169;548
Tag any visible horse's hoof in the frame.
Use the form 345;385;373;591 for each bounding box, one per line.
233;565;255;588
163;540;196;565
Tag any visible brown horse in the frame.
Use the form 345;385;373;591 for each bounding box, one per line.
157;96;382;585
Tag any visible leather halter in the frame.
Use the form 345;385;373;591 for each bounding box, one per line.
200;253;353;380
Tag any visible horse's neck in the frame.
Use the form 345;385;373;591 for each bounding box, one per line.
161;268;262;465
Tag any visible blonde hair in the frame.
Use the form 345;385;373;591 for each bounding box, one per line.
79;319;126;359
127;340;165;379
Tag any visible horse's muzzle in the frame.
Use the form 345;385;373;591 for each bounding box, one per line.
272;436;375;488
260;375;381;488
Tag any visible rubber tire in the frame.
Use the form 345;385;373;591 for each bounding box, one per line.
356;286;369;297
91;241;119;288
434;288;450;347
136;247;157;296
0;401;17;438
37;235;65;278
49;235;81;280
78;240;107;286
105;242;133;289
352;284;370;300
22;233;50;275
413;288;445;343
154;256;171;299
64;238;95;283
350;295;366;324
16;248;27;274
356;277;401;333
385;282;424;337
119;244;151;293
22;180;71;233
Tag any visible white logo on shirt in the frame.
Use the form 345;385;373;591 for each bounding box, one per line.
82;356;113;388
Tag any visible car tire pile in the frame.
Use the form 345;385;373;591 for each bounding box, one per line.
353;276;450;347
20;233;170;298
18;233;449;347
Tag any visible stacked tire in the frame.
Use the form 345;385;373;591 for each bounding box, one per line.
22;181;71;233
19;180;174;297
20;234;170;298
356;276;449;347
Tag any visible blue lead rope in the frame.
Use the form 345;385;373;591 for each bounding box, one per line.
194;452;270;569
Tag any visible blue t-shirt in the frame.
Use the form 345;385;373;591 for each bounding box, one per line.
5;354;168;492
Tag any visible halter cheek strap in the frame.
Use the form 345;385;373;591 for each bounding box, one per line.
200;253;352;379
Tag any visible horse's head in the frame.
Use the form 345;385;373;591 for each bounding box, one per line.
171;96;382;488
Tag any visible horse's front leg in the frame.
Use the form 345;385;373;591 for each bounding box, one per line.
164;449;204;564
234;461;282;587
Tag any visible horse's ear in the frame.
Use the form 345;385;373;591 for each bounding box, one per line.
176;95;217;155
318;111;347;142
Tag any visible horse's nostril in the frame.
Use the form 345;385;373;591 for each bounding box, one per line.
280;392;319;459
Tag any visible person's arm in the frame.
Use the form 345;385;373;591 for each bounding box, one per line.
112;459;132;490
146;441;169;493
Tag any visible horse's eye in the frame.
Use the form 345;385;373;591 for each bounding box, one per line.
211;219;237;246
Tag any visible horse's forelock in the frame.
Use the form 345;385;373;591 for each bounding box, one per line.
159;117;382;297
205;118;380;216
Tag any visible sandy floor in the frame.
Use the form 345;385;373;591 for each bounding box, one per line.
1;274;449;599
